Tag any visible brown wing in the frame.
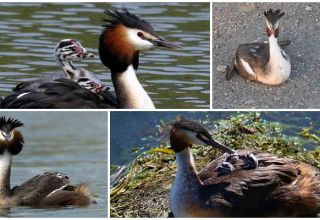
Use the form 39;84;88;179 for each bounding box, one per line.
11;172;70;205
236;43;270;67
235;43;269;80
41;184;92;206
198;149;299;216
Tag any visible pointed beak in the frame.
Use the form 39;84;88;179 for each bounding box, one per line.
82;52;95;58
75;45;95;59
152;37;181;49
204;138;235;154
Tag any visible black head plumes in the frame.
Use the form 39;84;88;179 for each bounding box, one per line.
0;116;24;155
171;116;212;142
0;116;24;133
102;7;157;37
264;9;285;27
264;9;285;37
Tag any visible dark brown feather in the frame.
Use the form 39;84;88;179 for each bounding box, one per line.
197;149;320;217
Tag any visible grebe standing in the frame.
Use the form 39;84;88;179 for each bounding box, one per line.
1;7;179;109
227;9;291;85
0;116;92;207
169;117;320;217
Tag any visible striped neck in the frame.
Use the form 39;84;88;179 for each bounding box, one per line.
56;56;79;81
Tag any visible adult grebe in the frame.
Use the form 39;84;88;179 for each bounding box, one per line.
227;9;291;85
169;117;320;217
0;116;92;207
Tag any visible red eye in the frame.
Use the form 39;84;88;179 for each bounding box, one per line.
137;32;144;37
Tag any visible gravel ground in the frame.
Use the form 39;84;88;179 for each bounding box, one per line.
212;3;320;109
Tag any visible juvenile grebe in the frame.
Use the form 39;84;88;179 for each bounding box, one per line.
169;117;320;217
0;116;92;207
1;7;179;109
227;9;291;85
13;39;105;93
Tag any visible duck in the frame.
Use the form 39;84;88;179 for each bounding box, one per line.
0;7;179;109
227;9;291;85
0;116;93;207
169;116;320;217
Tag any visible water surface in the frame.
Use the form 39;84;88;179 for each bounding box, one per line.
0;112;108;217
0;2;210;109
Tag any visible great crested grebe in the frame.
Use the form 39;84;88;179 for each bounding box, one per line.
227;9;291;85
0;116;92;207
169;117;320;217
99;7;179;108
1;7;179;109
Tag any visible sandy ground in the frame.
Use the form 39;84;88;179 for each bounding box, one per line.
212;2;320;109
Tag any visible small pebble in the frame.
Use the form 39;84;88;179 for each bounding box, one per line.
305;6;312;11
216;65;228;73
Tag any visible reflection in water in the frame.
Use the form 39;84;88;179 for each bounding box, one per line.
0;112;108;217
0;3;210;109
110;111;320;165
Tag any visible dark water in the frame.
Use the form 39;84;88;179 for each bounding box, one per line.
0;2;210;109
0;112;107;217
110;111;320;166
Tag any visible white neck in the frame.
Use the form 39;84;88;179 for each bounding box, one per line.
175;148;197;173
170;148;201;217
112;65;155;109
268;35;282;63
0;151;12;198
265;34;291;84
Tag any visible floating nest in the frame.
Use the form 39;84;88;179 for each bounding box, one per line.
110;113;320;217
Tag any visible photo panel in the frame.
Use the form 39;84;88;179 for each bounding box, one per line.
212;2;320;109
0;111;108;217
0;2;210;109
110;111;320;217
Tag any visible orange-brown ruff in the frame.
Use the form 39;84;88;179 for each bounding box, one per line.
169;117;320;217
0;116;93;207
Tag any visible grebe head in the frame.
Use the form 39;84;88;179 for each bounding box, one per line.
264;9;285;38
99;7;180;73
0;116;24;155
76;77;108;93
55;39;94;61
170;116;235;154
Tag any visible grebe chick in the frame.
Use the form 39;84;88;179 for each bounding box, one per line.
169;117;320;217
0;116;93;207
228;9;291;85
13;39;105;93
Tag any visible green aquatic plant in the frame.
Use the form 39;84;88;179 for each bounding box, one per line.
110;112;320;217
